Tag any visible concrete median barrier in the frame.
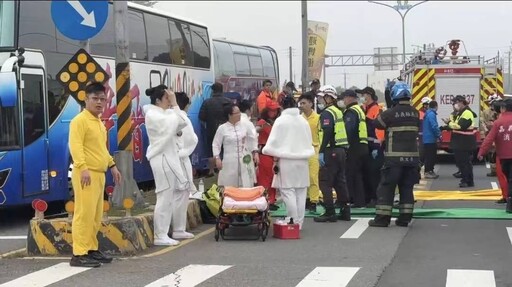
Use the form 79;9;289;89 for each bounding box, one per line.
27;199;203;256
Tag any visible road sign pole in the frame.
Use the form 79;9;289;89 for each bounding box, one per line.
301;0;308;93
112;1;144;208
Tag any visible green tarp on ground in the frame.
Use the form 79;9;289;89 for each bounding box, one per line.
270;205;512;220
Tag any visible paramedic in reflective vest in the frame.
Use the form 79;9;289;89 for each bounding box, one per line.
368;81;420;228
342;89;369;208
449;95;478;188
313;85;351;222
357;87;384;206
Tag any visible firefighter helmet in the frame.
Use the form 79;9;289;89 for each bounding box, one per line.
421;97;432;105
391;82;412;101
318;85;337;98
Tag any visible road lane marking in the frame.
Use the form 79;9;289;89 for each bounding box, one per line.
491;182;498;190
0;236;27;240
506;227;512;246
144;264;232;287
446;269;496;287
295;267;360;287
0;262;90;287
340;218;371;239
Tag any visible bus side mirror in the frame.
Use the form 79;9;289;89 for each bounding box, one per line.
0;72;17;107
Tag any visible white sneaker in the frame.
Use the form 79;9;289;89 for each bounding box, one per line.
154;237;180;246
172;231;194;239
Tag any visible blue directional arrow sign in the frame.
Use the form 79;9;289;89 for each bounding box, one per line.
51;0;109;41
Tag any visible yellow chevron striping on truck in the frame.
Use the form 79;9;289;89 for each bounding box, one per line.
412;68;435;110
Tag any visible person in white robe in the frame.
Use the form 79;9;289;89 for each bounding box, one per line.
213;103;257;188
144;85;189;246
172;92;198;240
263;96;314;229
239;100;259;185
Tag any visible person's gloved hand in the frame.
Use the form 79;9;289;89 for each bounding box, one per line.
371;149;378;159
318;153;325;167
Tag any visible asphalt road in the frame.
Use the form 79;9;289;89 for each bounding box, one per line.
0;162;511;287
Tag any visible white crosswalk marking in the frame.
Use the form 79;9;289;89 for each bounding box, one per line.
446;269;496;287
144;264;232;287
340;218;371;239
506;227;512;246
295;267;360;287
0;262;91;287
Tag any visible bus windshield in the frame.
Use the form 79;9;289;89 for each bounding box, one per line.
0;1;15;48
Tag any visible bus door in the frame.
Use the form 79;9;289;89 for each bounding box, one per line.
20;67;50;197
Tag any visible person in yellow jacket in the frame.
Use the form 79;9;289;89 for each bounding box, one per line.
69;82;122;268
298;93;321;212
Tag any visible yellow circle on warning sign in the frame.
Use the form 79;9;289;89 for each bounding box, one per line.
64;201;75;213
77;72;87;83
60;72;70;83
86;62;96;73
103;200;110;212
123;198;134;209
95;72;105;82
69;63;79;74
77;53;88;64
69;81;79;92
77;90;86;101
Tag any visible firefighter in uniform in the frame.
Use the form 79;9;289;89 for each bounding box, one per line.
314;85;351;222
449;95;478;188
369;81;420;227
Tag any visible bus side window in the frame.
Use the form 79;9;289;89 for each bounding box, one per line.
190;24;210;69
144;13;172;64
0;106;19;149
168;20;193;66
128;10;147;61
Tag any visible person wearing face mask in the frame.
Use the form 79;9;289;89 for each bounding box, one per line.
213;103;256;188
342;89;369;208
357;87;384;206
449;95;478;188
313;85;351;223
144;85;189;246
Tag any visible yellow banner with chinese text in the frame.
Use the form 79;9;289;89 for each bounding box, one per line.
307;20;329;83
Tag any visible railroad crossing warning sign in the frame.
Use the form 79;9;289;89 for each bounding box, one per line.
56;48;109;105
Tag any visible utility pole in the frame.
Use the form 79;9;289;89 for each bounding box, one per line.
289;46;293;84
344;72;347;89
366;73;369;87
301;1;308;93
113;1;144;207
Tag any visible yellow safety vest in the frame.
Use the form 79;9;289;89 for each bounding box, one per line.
349;105;368;144
318;105;349;148
453;109;477;135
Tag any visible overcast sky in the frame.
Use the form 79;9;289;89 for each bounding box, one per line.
155;1;512;90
